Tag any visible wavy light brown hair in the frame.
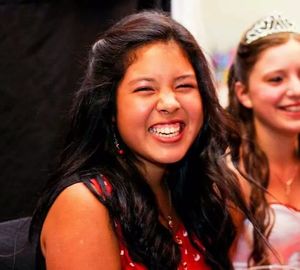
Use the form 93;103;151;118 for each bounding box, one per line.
227;29;300;266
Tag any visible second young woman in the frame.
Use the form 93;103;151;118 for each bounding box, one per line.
228;13;300;268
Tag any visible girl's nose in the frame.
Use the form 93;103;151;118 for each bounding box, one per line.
286;77;300;97
156;91;180;114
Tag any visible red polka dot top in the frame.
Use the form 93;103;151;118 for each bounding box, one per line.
90;177;211;270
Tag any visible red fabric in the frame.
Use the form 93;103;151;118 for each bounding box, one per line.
117;222;211;270
90;176;112;196
90;178;211;269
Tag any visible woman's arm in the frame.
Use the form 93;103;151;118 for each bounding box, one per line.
41;182;121;270
226;156;251;258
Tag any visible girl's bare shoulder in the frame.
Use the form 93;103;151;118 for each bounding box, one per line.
41;182;121;270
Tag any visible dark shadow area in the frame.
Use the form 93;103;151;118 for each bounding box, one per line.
0;217;34;270
0;0;170;221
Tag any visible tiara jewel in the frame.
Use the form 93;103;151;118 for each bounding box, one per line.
245;13;297;44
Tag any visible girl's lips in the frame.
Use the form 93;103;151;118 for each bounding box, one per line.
278;104;300;112
277;104;300;120
148;121;185;142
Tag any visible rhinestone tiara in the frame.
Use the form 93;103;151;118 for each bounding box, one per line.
244;13;298;44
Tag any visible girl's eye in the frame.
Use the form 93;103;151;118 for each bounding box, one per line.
134;86;154;92
176;83;197;90
268;76;283;83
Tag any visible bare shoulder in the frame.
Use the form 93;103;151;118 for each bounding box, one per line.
41;182;121;270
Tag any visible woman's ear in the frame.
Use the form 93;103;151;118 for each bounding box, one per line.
234;81;253;109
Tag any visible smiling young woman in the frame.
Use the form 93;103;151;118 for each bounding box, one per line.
227;13;300;269
116;41;203;166
30;10;252;270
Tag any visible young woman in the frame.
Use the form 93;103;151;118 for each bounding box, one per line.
30;10;249;270
227;13;300;268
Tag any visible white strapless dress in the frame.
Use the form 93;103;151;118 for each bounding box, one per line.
233;203;300;269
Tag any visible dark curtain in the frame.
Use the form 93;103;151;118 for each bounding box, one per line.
0;0;170;221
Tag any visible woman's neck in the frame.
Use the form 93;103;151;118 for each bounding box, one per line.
254;123;300;208
137;162;166;188
137;161;178;230
254;120;298;166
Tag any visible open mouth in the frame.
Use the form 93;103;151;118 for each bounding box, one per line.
279;105;300;112
148;122;184;138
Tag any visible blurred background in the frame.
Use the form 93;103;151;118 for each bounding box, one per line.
1;0;299;221
172;0;300;106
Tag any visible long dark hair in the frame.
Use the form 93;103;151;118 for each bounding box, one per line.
227;30;300;265
31;10;251;270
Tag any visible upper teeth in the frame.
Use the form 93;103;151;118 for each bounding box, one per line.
284;106;300;112
149;124;181;137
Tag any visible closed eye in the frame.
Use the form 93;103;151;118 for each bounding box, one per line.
133;86;155;92
268;76;283;84
176;83;197;90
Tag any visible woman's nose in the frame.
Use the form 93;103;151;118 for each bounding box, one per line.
286;76;300;97
156;91;180;114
